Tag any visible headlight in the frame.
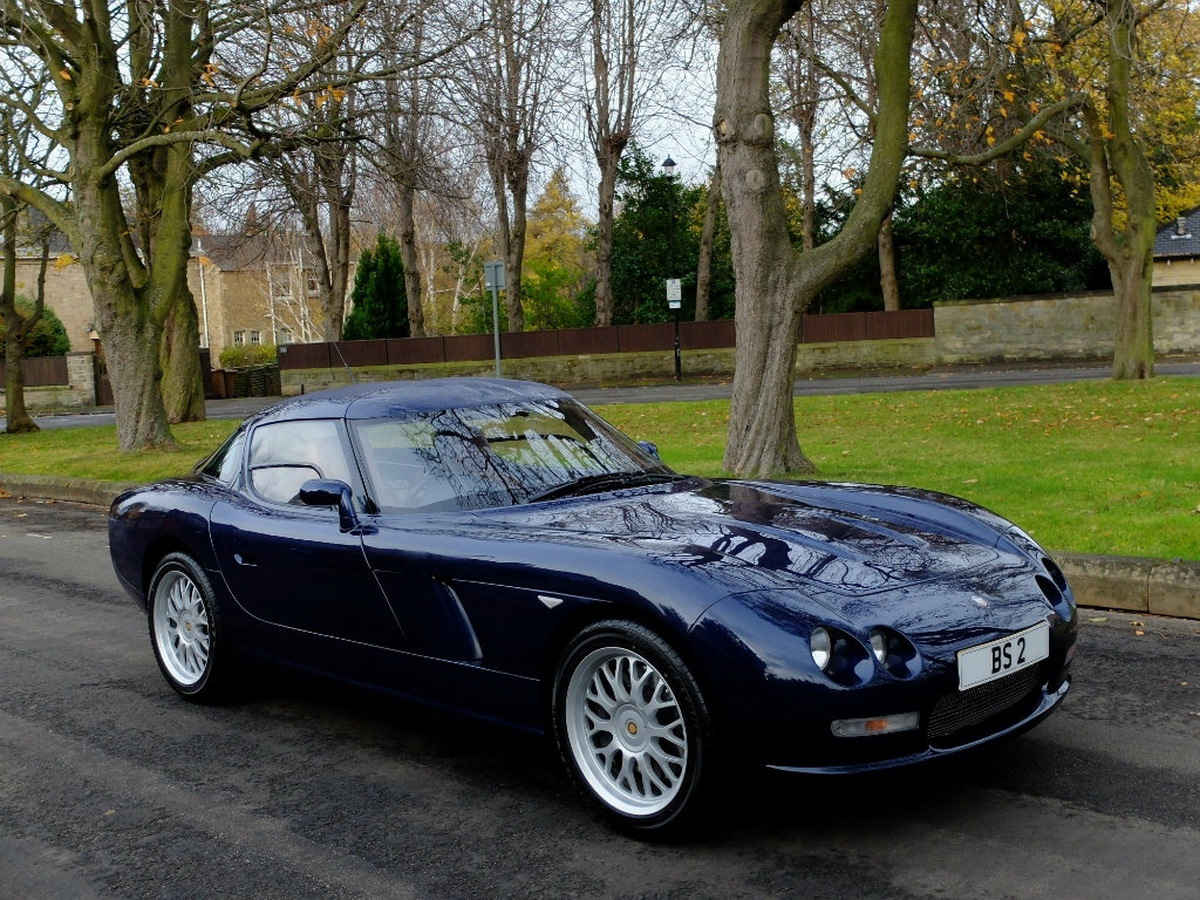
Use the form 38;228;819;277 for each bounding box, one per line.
870;629;887;664
868;626;922;678
810;626;832;671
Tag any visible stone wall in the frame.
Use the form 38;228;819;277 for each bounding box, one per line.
280;289;1200;395
933;287;1200;363
0;352;97;413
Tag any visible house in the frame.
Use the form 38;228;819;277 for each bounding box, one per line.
11;230;329;357
1153;210;1200;286
189;233;328;359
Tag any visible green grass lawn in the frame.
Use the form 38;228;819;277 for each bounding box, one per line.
2;377;1196;560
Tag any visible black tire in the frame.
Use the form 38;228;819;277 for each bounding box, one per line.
552;619;716;836
147;552;234;702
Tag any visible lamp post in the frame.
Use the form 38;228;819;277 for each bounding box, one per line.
661;156;682;381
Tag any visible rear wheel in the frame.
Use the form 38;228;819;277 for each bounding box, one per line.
148;552;233;702
552;620;716;835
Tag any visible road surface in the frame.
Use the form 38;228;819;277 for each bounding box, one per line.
1;498;1198;898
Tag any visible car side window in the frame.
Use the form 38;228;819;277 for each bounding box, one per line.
247;419;355;505
199;429;246;485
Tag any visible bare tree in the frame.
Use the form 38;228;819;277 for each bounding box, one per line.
0;0;396;450
584;0;686;326
256;81;361;343
715;0;917;476
0;72;54;434
454;0;567;332
373;2;466;338
694;160;721;322
0;198;52;435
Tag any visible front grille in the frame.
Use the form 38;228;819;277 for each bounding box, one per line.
927;665;1042;743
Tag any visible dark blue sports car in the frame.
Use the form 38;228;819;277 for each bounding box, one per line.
109;378;1076;834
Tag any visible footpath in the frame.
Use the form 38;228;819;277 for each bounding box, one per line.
2;362;1198;621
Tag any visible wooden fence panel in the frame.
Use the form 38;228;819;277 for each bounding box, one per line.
443;333;494;362
617;323;674;353
0;355;69;386
387;336;445;365
680;319;736;349
275;311;933;370
864;308;934;340
559;327;620;355
502;330;559;359
277;343;332;370
802;312;867;343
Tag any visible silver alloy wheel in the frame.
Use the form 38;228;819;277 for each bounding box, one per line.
564;646;689;817
152;569;211;687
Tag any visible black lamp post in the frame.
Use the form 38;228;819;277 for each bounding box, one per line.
661;156;681;381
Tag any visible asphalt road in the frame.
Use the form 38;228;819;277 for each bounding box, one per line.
31;359;1200;431
1;498;1198;899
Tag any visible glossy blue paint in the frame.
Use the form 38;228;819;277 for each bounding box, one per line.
109;377;1076;775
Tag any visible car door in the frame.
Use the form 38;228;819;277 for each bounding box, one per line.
209;417;405;649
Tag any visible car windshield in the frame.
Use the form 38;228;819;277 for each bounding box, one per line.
352;397;672;512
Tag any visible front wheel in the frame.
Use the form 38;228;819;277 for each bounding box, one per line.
552;620;716;835
148;552;234;702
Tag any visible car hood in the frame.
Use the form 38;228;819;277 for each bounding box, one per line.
485;478;1024;599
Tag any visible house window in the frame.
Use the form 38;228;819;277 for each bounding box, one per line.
233;330;246;346
306;274;320;296
277;327;293;345
249;330;262;345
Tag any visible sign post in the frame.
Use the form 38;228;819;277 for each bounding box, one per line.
666;278;682;381
483;261;506;377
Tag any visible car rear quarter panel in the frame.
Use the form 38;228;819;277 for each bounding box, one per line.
108;479;223;608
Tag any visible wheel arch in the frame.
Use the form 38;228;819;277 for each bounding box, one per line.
537;597;731;748
142;534;212;596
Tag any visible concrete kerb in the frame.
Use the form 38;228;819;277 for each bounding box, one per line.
0;473;139;509
2;474;1197;622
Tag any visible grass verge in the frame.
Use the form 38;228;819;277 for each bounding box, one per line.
2;377;1196;560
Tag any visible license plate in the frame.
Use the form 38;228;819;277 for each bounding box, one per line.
957;622;1050;691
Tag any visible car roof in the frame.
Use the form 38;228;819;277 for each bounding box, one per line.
249;377;572;425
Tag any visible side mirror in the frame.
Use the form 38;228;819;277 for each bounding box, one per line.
298;478;359;532
637;440;661;461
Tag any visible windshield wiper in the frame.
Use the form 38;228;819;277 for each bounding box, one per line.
530;472;684;502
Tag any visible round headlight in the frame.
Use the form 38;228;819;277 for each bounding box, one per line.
810;626;832;671
870;629;887;664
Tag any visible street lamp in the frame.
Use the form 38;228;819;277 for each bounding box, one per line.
661;156;682;382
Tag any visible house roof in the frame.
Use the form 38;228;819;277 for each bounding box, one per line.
1154;209;1200;259
192;232;297;271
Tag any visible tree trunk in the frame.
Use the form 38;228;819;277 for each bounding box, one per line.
486;153;526;332
593;154;619;326
1084;0;1156;380
3;332;38;434
1;196;38;434
396;182;426;337
716;0;916;477
695;162;722;322
878;213;900;311
1109;250;1155;379
76;151;176;451
160;291;206;423
505;167;529;333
